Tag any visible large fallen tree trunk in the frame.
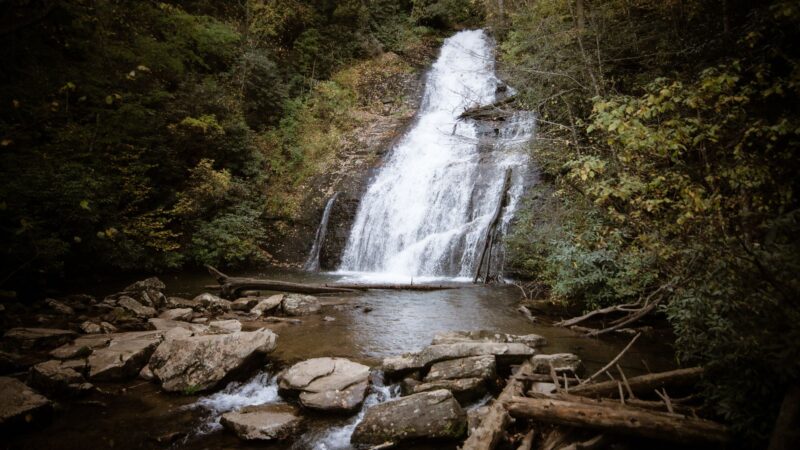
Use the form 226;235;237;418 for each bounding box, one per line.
569;367;704;398
206;266;357;297
461;360;535;450
206;266;460;298
459;96;518;121
323;283;458;291
506;396;729;445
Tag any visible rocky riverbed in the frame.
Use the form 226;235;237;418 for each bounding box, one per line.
0;271;675;449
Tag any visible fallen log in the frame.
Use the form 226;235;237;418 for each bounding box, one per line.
569;367;704;398
206;265;356;298
459;96;518;121
461;359;534;450
507;396;729;445
324;283;458;291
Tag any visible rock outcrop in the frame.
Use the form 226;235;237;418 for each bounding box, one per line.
424;355;496;382
281;294;320;316
4;328;77;350
382;342;536;375
87;331;164;380
531;353;582;374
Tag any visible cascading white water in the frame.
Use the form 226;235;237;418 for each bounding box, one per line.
339;29;534;279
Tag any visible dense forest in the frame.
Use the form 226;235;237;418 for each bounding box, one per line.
1;0;798;448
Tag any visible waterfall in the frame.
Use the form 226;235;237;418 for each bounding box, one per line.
304;192;341;271
339;30;534;278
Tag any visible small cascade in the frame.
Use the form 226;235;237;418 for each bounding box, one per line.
192;371;280;433
304;192;341;271
339;30;534;279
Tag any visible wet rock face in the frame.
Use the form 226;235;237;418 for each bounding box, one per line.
320;195;360;270
278;357;370;412
149;328;277;393
28;360;91;396
351;389;467;446
0;376;52;429
220;403;302;441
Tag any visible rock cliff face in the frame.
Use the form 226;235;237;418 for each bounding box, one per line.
262;50;436;270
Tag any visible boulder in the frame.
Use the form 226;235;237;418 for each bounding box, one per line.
230;297;259;311
45;298;74;315
220;403;302;441
124;277;166;292
432;330;548;348
4;328;77;350
407;377;487;404
28;360;91;396
250;295;284;316
166;297;202;310
50;334;112;360
425;355;496;382
80;321;102;334
159;308;193;321
194;293;231;313
0;377;52;429
383;342;536;375
117;296;156;318
87;331;164;380
531;353;582;375
99;321;117;333
147;318;209;334
278;357;370;412
149;329;277;393
351;389;467;445
209;319;242;334
281;294;320;316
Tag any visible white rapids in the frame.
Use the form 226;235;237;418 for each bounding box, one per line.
339;29;534;279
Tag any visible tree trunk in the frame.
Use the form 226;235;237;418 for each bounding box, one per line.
474;169;513;284
461;360;535;450
768;385;800;450
569;367;703;398
507;396;729;445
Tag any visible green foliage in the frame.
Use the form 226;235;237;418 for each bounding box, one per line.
412;0;485;29
499;0;800;446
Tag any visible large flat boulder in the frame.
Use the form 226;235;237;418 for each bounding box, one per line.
432;330;548;348
278;357;370;412
220;403;302;441
351;389;467;446
425;355;496;382
0;377;52;429
281;294;320;316
4;328;77;350
148;318;209;334
87;331;164;380
209;319;242;334
383;342;536;375
50;334;112;360
149;328;277;393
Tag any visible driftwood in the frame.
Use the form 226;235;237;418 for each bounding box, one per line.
206;266;356;298
507;396;729;445
461;360;535;450
581;333;640;384
516;430;535;450
474;168;513;284
323;283;457;291
261;316;302;324
206;266;459;298
459;96;518;121
569;367;704;398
